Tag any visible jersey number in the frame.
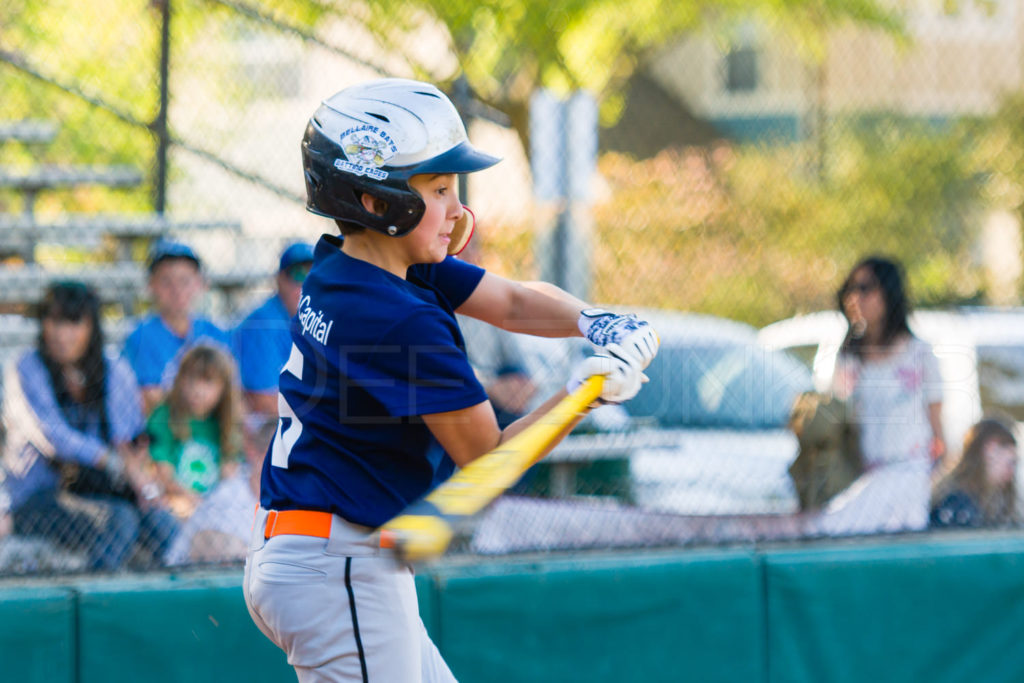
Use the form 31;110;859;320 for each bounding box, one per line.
271;344;304;469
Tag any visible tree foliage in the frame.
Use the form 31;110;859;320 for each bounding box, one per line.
0;0;332;215
481;113;1019;326
0;0;162;214
4;0;1015;322
0;0;907;212
350;0;904;146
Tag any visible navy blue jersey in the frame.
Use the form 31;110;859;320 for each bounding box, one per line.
260;235;488;527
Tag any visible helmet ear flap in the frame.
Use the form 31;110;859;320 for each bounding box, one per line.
304;169;322;192
448;205;475;256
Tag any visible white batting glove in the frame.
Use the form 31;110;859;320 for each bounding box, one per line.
578;309;660;370
566;354;648;405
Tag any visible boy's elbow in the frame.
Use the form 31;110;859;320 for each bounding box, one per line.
450;434;502;469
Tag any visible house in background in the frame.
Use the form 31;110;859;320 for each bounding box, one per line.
599;70;720;158
647;0;1024;143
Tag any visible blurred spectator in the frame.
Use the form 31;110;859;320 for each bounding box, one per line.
456;238;539;427
122;239;230;415
0;465;10;538
787;391;864;511
817;256;944;535
1;282;178;570
458;313;539;428
0;470;12;539
930;417;1019;528
487;362;538;428
232;242;314;416
164;416;275;566
145;344;243;520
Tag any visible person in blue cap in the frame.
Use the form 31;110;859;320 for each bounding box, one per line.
232;241;315;416
122;238;231;415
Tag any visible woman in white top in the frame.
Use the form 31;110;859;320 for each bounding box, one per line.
819;256;945;535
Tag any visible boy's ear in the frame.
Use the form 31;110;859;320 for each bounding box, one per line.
360;192;388;217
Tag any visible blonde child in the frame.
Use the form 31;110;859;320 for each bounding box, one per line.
164;416;277;566
146;344;243;518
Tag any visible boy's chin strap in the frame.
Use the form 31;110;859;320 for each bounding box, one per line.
448;205;475;256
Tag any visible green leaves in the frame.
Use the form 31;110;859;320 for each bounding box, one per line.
350;0;901;142
583;113;1009;324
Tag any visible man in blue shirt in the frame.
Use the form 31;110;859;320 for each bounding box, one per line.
122;239;230;415
232;242;314;416
243;79;660;683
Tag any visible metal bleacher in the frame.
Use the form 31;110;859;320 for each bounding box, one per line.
0;213;244;260
0;165;144;217
0;120;58;145
0;119;270;351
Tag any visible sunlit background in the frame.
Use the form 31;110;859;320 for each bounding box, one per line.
2;0;1024;570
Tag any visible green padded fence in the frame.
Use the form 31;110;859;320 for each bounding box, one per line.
2;534;1024;682
73;573;293;683
0;586;76;683
763;535;1024;683
430;550;763;683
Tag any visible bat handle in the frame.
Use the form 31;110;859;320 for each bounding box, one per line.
578;374;605;406
378;515;454;563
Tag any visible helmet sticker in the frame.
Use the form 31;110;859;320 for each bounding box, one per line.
335;125;398;180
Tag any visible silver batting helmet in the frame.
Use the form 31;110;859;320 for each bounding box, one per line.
301;78;500;254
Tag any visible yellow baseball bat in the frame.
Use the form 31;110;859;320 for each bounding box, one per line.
379;375;605;562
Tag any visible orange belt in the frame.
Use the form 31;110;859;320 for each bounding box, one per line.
263;509;333;539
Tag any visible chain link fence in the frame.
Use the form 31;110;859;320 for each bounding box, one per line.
1;0;1023;575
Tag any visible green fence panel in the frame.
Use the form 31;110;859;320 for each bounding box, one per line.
764;534;1024;683
433;550;764;683
0;586;76;683
12;534;1024;683
75;573;293;683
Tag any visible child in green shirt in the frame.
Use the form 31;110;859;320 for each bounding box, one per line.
146;344;242;518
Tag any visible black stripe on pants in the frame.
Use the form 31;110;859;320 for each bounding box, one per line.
344;557;370;683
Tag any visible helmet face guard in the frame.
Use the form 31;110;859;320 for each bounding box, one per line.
449;205;475;256
301;79;500;253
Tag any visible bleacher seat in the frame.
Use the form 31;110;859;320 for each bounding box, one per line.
0;262;269;311
0;119;261;354
0;213;242;260
0;120;58;145
0;166;143;216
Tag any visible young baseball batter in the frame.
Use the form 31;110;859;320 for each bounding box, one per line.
243;78;659;682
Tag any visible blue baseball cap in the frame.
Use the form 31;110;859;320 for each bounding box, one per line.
279;242;315;272
147;238;200;273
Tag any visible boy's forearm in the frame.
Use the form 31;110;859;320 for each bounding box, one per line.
503;281;586;337
460;272;587;337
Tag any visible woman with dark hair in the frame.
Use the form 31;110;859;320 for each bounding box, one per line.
930;417;1018;528
1;281;178;570
817;256;945;535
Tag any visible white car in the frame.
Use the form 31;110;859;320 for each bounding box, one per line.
504;310;814;514
469;308;1024;553
757;307;1024;456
